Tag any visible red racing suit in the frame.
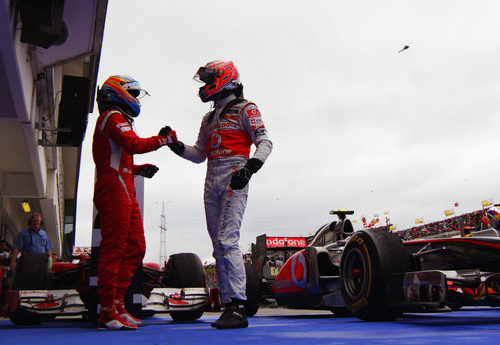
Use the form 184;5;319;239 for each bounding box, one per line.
92;109;167;308
181;96;272;304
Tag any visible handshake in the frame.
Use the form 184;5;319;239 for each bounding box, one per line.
158;125;185;156
158;126;178;146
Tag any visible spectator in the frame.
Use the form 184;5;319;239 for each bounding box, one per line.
1;240;11;306
0;240;10;266
276;256;284;267
269;256;276;267
9;213;52;274
395;210;485;241
0;240;11;278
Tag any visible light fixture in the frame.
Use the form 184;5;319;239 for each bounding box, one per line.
21;200;31;213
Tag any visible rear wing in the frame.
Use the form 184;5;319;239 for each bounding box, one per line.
329;210;354;220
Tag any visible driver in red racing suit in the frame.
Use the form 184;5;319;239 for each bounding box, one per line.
163;61;272;329
93;75;176;330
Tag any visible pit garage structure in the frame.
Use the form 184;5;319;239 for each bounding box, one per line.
0;0;108;258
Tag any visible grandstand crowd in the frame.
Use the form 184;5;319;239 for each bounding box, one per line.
393;210;488;240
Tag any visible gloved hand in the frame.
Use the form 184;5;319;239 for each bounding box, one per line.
158;126;178;145
138;164;159;178
169;141;185;156
230;158;264;190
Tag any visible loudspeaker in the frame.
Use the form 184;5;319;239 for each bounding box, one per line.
57;75;91;147
19;0;67;49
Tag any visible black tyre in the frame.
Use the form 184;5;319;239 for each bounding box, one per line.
164;253;206;322
244;263;260;317
339;229;411;321
9;309;42;326
330;307;351;317
170;306;205;322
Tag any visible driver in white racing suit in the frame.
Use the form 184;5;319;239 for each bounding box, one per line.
162;60;272;329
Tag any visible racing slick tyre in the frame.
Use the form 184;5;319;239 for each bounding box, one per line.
9;309;42;326
330;307;351;317
164;253;206;322
244;263;260;317
339;229;411;321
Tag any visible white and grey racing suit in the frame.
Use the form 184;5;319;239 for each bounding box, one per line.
181;94;272;303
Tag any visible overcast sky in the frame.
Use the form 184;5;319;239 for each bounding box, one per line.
75;0;500;264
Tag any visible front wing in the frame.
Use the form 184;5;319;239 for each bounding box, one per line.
4;287;209;317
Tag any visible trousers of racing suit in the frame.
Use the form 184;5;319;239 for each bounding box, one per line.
92;109;166;308
181;95;272;304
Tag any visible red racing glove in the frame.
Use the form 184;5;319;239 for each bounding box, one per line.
158;126;178;145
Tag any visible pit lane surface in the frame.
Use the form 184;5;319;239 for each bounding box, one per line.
1;307;499;345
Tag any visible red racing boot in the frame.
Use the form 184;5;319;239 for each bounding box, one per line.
115;300;142;326
97;307;138;330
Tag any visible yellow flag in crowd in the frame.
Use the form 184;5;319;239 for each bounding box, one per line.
373;213;379;218
415;218;423;224
384;211;389;215
444;209;454;217
482;199;493;207
389;225;395;231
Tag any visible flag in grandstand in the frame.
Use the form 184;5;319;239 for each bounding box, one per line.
481;199;493;207
361;216;367;228
368;218;379;228
388;225;395;231
444;209;454;217
415;218;424;224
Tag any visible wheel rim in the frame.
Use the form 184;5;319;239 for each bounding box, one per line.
343;248;368;300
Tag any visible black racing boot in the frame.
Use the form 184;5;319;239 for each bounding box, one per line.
210;304;232;328
214;303;248;329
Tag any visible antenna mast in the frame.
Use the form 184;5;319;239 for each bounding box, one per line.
159;201;167;265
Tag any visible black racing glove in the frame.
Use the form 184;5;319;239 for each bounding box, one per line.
158;126;172;136
169;141;185;156
158;125;185;156
137;164;159;178
230;158;264;190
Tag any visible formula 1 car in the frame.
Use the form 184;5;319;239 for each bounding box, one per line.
250;234;308;304
272;210;500;321
1;251;209;325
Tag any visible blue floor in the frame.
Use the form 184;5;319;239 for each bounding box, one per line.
1;308;499;345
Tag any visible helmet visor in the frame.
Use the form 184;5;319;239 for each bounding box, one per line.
123;79;150;99
127;88;150;99
194;67;217;84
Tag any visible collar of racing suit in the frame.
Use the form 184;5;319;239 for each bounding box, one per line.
208;95;246;124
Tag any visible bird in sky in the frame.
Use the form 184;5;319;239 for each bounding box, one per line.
398;45;410;53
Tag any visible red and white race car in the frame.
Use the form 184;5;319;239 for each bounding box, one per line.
2;252;209;325
272;210;500;321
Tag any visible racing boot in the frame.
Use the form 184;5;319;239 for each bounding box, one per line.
213;302;248;329
210;304;233;328
97;306;138;331
115;300;142;326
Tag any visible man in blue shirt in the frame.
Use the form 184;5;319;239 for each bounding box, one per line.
9;213;53;273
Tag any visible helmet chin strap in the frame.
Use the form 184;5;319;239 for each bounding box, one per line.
112;105;136;124
214;93;237;112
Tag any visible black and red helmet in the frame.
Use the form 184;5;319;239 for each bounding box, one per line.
194;61;242;103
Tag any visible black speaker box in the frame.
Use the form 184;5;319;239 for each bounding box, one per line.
57;75;91;147
19;0;67;48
